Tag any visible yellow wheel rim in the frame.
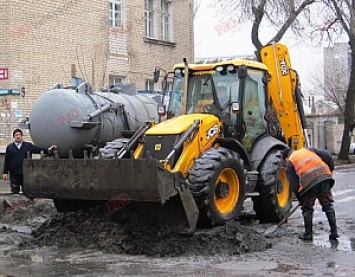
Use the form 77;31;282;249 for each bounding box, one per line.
276;167;290;208
214;168;240;214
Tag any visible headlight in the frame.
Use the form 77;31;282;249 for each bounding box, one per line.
226;65;235;71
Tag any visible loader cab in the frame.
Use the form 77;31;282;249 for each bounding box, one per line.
168;68;239;116
167;61;268;152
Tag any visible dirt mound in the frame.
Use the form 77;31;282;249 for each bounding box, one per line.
0;196;273;257
31;205;272;257
0;196;55;226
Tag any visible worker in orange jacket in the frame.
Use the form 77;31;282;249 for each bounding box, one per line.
283;147;339;241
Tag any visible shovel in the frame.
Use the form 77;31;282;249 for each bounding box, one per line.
264;204;300;236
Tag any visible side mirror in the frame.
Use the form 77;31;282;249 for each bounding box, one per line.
262;74;270;84
157;104;166;116
153;67;161;83
231;102;240;114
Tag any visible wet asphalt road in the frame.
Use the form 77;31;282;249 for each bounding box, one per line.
0;164;355;276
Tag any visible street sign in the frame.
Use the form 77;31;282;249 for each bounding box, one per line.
0;68;9;80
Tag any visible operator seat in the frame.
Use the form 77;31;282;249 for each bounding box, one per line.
193;94;214;113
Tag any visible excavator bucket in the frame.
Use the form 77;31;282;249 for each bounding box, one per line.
23;156;199;233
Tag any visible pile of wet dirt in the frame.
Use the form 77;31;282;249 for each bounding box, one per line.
0;196;273;257
0;196;55;226
0;195;56;248
30;205;272;257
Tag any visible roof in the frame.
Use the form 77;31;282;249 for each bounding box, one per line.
173;59;267;71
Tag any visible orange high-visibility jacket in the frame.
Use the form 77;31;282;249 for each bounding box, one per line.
288;148;332;194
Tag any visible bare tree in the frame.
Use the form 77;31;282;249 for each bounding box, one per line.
324;67;348;112
210;0;317;58
318;1;355;160
309;64;348;113
74;44;110;90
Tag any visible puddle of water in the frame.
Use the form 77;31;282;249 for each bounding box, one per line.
0;223;32;234
4;248;110;276
313;234;355;252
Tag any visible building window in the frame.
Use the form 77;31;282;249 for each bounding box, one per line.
0;89;21;96
109;0;123;28
109;75;125;85
146;80;155;90
161;0;172;41
145;0;155;37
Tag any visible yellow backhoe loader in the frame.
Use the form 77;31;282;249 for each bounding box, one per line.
23;43;309;233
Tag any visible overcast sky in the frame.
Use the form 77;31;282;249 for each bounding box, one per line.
193;1;324;94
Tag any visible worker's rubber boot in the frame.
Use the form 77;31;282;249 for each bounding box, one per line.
299;212;313;240
326;212;339;240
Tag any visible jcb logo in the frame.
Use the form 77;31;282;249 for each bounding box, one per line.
280;59;288;76
206;124;219;141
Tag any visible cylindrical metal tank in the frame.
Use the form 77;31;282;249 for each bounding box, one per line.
29;85;158;158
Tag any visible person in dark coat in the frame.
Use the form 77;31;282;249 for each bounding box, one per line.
2;128;57;194
283;147;339;241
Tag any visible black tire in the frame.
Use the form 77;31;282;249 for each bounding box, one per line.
188;147;246;227
252;149;292;222
99;138;129;159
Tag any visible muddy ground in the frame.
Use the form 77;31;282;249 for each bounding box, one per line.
0;195;271;258
1;166;355;276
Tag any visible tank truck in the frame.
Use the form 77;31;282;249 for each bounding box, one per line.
27;82;159;158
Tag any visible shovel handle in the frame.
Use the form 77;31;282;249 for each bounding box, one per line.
277;204;300;227
265;204;301;236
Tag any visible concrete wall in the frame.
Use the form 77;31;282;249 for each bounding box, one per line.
306;114;343;154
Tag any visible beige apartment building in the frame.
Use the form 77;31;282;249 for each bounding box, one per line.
0;0;194;151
